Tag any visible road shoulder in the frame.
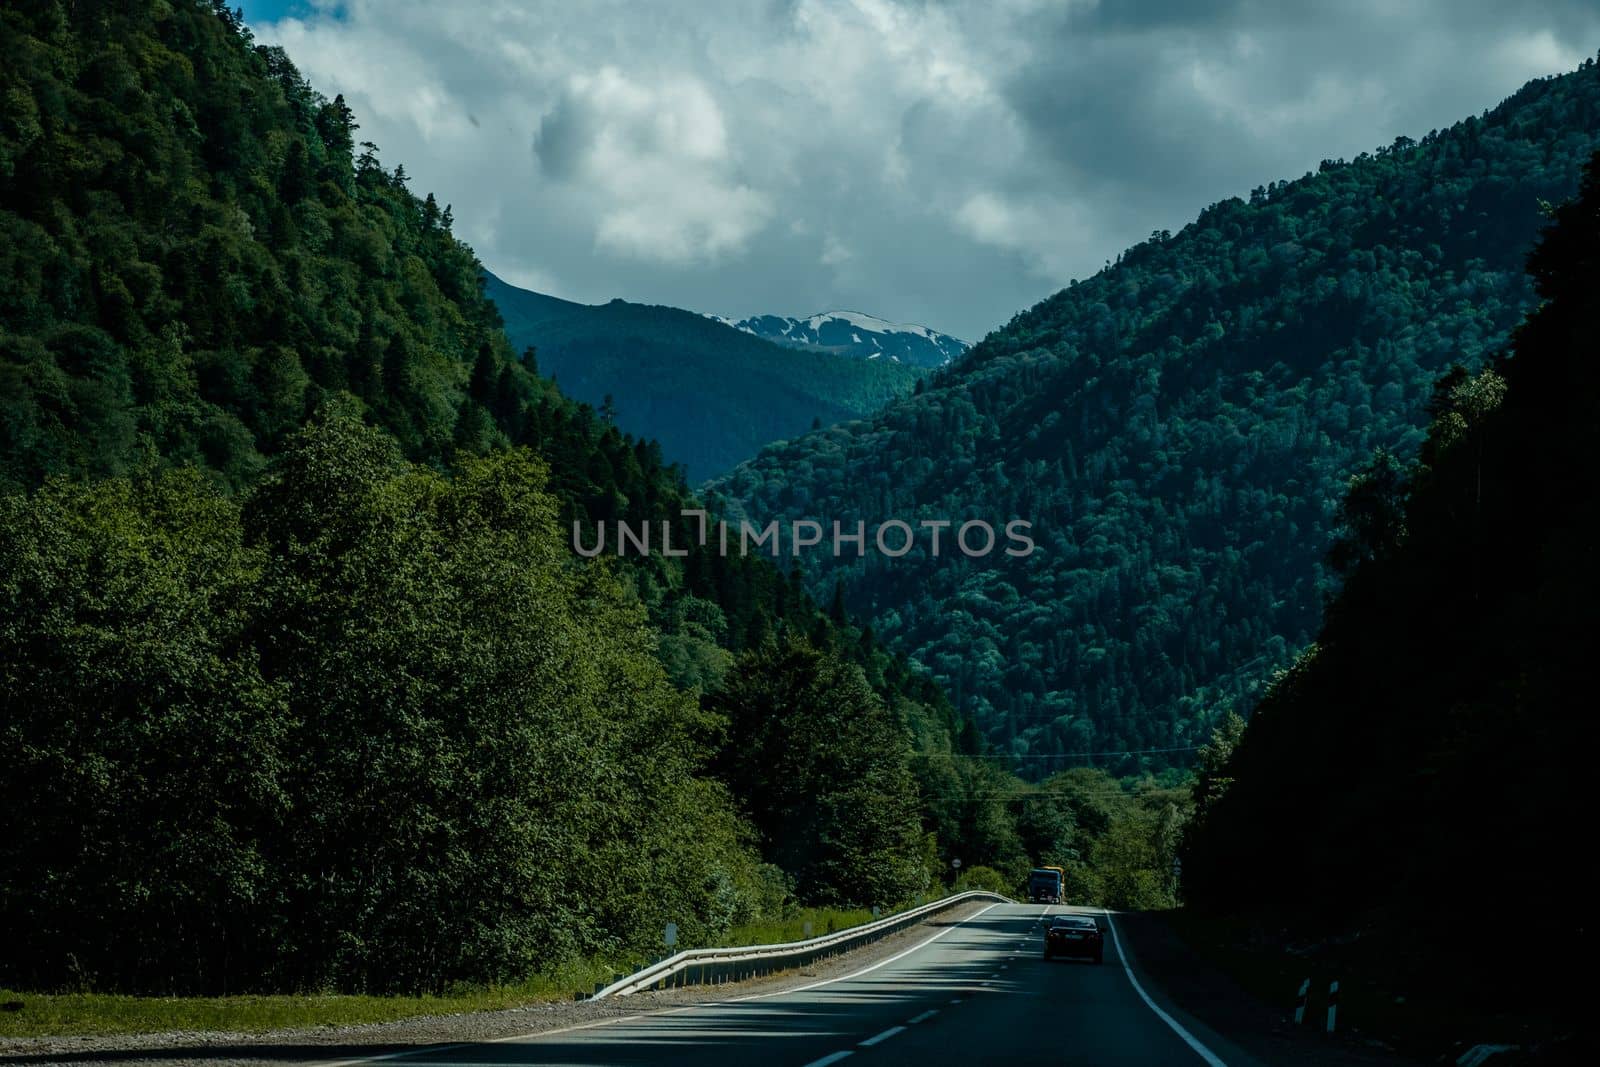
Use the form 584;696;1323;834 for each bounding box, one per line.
0;901;995;1067
1113;910;1419;1066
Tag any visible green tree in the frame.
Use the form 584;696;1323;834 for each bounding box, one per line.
1328;450;1408;574
1189;711;1246;824
0;470;286;993
711;637;930;906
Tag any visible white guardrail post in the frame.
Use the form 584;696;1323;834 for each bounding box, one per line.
590;890;1013;1000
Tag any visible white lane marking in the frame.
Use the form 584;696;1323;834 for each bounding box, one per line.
314;1046;470;1067
728;902;1005;1002
490;1011;668;1042
949;998;963;1004
802;1053;855;1067
1102;909;1228;1067
860;1025;907;1047
318;902;1011;1066
908;1009;938;1024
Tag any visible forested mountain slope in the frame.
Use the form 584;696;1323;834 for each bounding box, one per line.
711;56;1600;771
485;272;923;480
0;0;510;487
0;0;1001;994
1183;150;1600;1044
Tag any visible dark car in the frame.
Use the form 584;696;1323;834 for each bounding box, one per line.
1043;915;1104;963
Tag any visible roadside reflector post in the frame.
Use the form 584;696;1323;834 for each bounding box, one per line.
1326;980;1339;1033
1294;978;1310;1025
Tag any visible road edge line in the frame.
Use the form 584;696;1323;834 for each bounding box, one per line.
726;901;1004;1002
1103;908;1229;1067
311;902;1004;1065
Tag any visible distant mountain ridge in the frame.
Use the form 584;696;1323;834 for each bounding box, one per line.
712;311;968;368
711;58;1600;771
484;273;924;480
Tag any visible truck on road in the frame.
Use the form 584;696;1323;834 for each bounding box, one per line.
1028;866;1065;904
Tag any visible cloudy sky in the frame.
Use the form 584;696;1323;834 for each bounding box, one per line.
242;0;1600;341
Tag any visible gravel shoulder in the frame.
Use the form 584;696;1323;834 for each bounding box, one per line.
0;900;993;1067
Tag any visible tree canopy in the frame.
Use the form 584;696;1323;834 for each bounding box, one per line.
711;56;1600;773
1182;149;1600;1031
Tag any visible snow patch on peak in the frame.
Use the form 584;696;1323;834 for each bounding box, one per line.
701;308;969;369
810;310;939;341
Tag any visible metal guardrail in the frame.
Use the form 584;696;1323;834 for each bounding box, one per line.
590;890;1012;1000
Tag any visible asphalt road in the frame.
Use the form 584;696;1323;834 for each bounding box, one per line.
320;904;1264;1067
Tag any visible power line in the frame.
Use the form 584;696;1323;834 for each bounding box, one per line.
935;793;1189;800
910;744;1204;760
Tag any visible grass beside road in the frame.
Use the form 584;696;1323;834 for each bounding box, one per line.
0;961;614;1041
718;906;878;948
0;902;937;1040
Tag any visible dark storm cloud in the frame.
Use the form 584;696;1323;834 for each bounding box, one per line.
256;0;1598;341
532;94;590;180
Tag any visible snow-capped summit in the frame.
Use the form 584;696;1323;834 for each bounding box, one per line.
710;310;968;369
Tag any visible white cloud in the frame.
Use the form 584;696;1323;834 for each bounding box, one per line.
955;192;1094;282
535;68;771;262
251;0;1600;339
1492;30;1588;84
819;234;856;274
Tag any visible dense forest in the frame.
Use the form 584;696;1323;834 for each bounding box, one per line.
0;0;1179;995
1183;149;1598;1037
712;56;1600;773
486;272;923;481
1;413;774;994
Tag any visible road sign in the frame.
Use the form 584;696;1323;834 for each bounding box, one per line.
664;922;678;947
952;858;962;869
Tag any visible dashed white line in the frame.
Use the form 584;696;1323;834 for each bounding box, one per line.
802;1052;855;1067
860;1025;907;1047
314;1045;470;1067
317;900;1010;1067
949;997;963;1004
908;1009;939;1024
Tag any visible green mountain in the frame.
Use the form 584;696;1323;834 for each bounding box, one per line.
710;57;1600;772
0;0;981;994
484;271;924;481
0;0;509;488
1183;149;1600;1043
